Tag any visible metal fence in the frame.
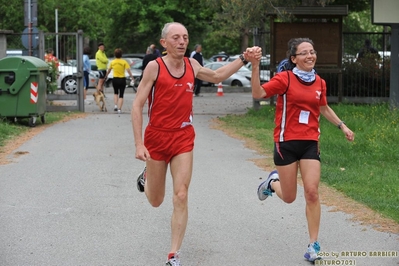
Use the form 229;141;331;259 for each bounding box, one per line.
3;31;85;111
324;32;391;102
3;31;392;104
4;31;79;64
255;31;391;103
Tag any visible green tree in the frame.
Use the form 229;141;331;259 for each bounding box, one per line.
202;0;347;55
0;0;24;32
0;0;110;42
38;0;110;38
103;0;214;55
0;0;381;60
200;0;373;56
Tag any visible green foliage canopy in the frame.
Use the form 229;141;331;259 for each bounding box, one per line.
0;0;378;59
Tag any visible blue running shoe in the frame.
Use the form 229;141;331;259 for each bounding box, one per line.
304;241;321;262
257;170;279;201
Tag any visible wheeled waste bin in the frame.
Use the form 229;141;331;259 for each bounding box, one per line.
0;56;49;127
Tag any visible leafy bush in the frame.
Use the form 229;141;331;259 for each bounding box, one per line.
46;61;59;93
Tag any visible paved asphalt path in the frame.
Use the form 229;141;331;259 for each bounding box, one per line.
1;89;398;265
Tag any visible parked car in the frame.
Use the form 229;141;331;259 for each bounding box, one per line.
127;58;143;67
202;58;211;66
378;51;391;59
245;57;271;83
57;61;77;94
209;53;229;62
67;59;76;66
227;54;241;61
202;61;251;87
89;59;97;71
130;59;143;70
227;55;270;83
56;60;98;94
88;71;99;88
6;50;23;57
123;53;146;59
245;63;270;83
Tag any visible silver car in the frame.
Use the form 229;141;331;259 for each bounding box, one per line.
202;62;251;87
56;61;99;94
229;55;270;83
246;62;270;83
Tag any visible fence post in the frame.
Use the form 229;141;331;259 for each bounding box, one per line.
338;71;342;103
389;25;399;109
38;30;45;60
77;30;84;112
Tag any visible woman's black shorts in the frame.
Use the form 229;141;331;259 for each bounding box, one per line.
274;140;320;166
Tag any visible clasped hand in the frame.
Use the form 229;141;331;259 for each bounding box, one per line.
243;46;263;63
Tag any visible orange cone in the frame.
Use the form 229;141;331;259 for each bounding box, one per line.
217;82;224;96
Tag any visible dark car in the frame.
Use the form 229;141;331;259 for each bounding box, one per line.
123;53;146;59
209;54;229;62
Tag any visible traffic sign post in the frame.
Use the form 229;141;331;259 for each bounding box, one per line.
24;0;38;55
21;27;39;50
24;0;37;27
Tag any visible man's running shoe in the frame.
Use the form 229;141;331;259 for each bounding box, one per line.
304;241;321;262
257;170;279;201
136;167;146;192
166;251;181;266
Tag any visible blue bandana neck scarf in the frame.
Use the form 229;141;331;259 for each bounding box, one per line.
293;67;316;82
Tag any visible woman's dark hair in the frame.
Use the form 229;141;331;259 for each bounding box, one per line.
83;46;91;55
288;38;314;57
285;38;315;70
114;48;123;58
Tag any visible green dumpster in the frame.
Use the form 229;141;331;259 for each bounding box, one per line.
0;56;49;127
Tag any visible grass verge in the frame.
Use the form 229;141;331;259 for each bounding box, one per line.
217;103;399;225
0;112;83;150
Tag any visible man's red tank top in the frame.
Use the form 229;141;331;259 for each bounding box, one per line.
147;57;195;130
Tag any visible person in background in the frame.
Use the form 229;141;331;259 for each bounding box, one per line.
190;44;203;97
95;42;108;95
356;39;381;72
132;22;261;266
140;48;158;81
83;46;91;104
249;38;354;263
146;44;155;54
104;48;134;114
357;39;379;60
154;45;162;57
276;38;295;73
44;48;59;68
189;45;196;58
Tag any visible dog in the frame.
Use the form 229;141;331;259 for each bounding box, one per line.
93;90;107;112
